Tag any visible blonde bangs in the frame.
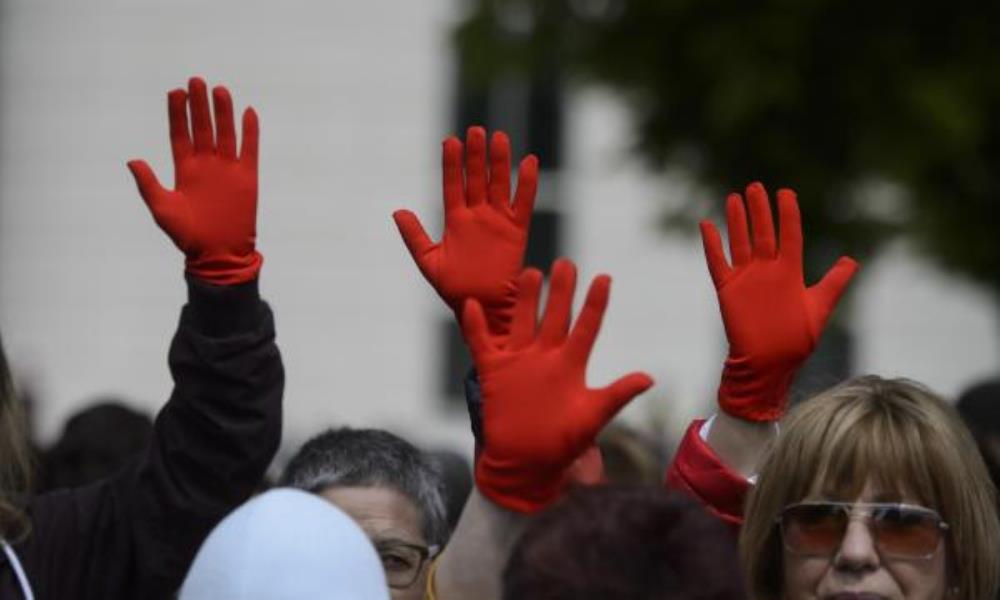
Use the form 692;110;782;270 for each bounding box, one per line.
793;393;943;508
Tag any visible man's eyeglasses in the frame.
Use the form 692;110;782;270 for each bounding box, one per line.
777;501;949;560
374;541;440;589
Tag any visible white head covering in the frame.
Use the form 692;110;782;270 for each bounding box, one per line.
180;488;389;600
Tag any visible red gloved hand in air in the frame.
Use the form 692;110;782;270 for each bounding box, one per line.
700;182;858;421
394;126;538;340
128;77;262;285
464;259;653;512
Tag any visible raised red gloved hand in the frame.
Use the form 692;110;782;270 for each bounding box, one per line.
128;77;262;285
394;126;538;340
464;259;653;512
700;182;858;421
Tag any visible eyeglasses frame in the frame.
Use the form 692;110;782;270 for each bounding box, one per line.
775;500;950;561
374;540;442;589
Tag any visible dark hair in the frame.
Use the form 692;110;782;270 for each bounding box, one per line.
280;427;449;547
957;379;1000;435
503;485;746;600
0;333;32;541
956;378;1000;501
38;400;153;492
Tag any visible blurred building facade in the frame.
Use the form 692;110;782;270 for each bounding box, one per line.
1;0;997;459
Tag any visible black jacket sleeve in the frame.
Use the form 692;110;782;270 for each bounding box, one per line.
4;277;283;600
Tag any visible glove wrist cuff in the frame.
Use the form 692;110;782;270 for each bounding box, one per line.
186;250;263;286
474;457;566;513
717;355;798;422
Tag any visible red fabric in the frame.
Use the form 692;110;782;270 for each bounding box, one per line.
128;77;262;285
700;182;858;421
393;126;538;340
665;420;750;531
465;260;653;513
472;443;607;486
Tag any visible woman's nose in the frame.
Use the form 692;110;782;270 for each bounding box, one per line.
833;519;880;572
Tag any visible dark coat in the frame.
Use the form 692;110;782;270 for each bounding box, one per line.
0;278;283;599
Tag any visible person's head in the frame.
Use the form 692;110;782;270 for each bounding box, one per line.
280;427;447;600
180;488;389;600
742;376;1000;600
39;399;152;492
503;485;745;600
956;378;1000;492
0;333;32;542
597;423;667;484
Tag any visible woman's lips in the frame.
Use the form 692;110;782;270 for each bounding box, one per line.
824;594;887;600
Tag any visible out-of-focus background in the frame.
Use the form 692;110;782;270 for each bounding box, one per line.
1;0;998;471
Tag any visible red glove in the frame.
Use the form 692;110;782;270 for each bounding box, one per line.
128;77;262;285
700;182;858;421
393;126;538;340
464;259;653;512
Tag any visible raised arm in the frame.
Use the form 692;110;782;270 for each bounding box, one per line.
667;182;857;526
433;261;653;599
392;131;618;599
14;77;282;600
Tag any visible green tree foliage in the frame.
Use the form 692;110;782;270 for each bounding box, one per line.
455;0;1000;293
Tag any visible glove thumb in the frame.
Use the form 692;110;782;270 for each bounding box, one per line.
127;160;168;216
392;209;435;268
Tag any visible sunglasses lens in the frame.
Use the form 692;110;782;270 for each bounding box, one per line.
872;506;942;558
782;504;847;555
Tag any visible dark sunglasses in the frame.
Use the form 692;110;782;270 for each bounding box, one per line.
777;501;949;560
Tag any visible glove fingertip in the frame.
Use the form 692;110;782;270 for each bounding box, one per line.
604;372;653;407
830;255;860;286
838;255;860;273
126;158;144;174
518;267;544;289
490;129;510;148
626;372;655;396
522;153;539;171
212;85;232;103
391;208;414;224
626;372;655;401
242;107;260;137
699;219;718;238
391;209;432;253
588;372;653;432
586;274;612;310
776;187;797;202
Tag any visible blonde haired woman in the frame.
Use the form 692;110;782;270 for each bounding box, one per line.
743;376;999;599
666;183;999;599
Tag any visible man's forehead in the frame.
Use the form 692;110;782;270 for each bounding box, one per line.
319;485;425;543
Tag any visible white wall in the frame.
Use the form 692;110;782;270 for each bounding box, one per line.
2;2;997;460
0;0;464;453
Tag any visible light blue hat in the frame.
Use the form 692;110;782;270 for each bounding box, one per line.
180;488;389;600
